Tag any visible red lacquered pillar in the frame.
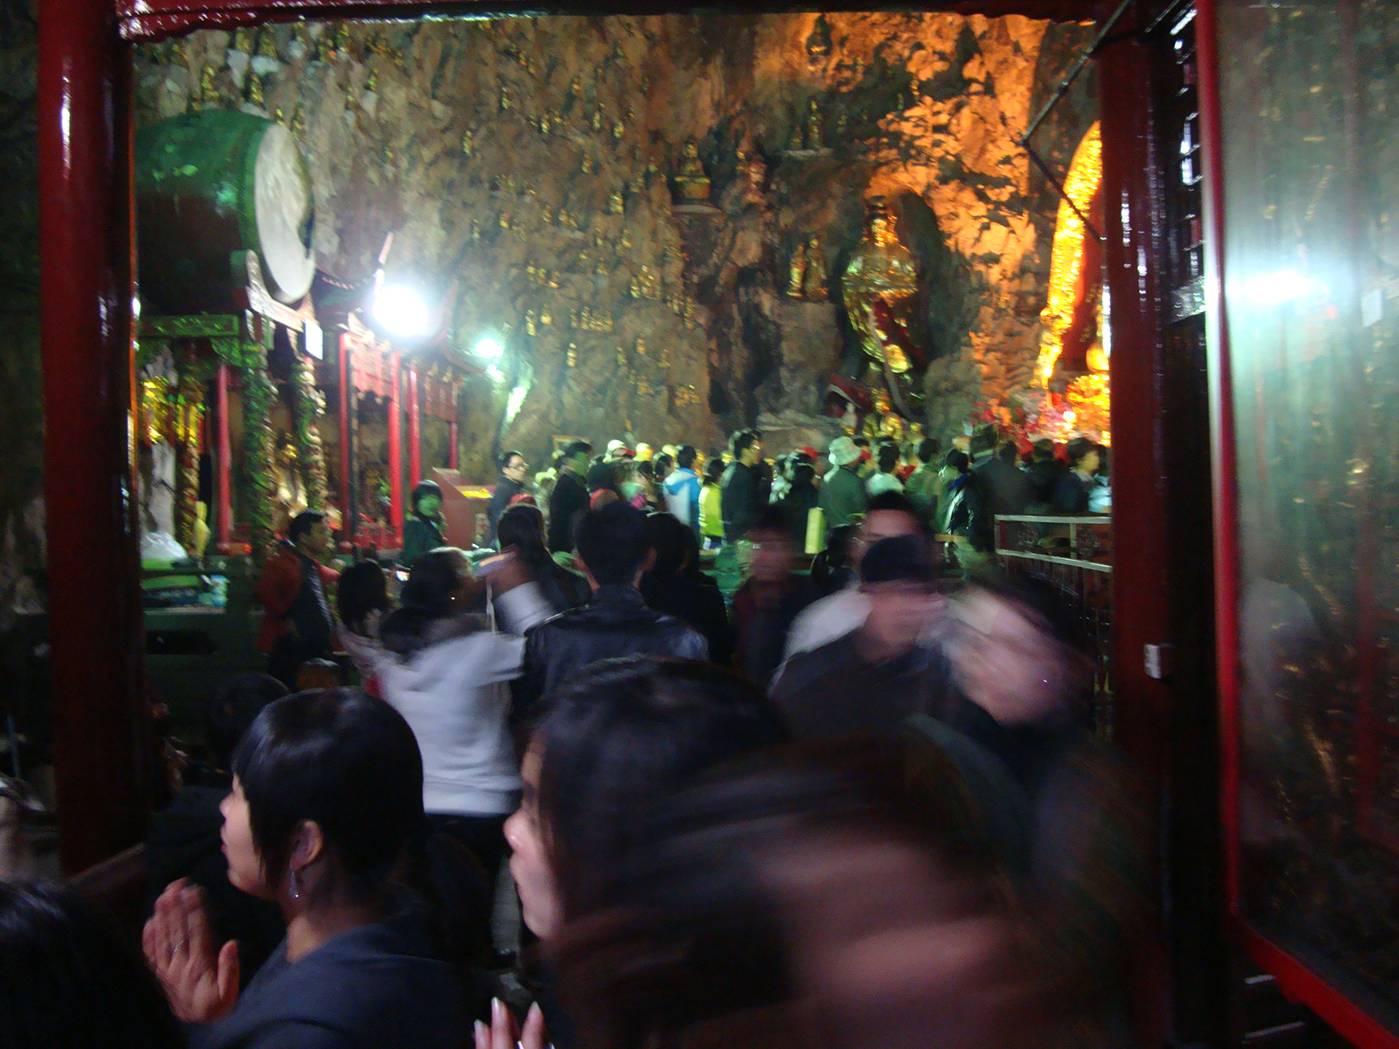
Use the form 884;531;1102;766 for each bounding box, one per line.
216;363;232;553
388;352;403;547
337;339;353;549
407;366;422;488
38;0;152;871
448;420;459;471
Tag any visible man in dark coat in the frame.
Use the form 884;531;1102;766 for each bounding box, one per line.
719;428;765;542
819;436;868;530
517;502;708;723
485;449;530;548
254;509;339;689
771;534;949;738
547;440;593;553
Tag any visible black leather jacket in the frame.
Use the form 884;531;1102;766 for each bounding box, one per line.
514;585;709;723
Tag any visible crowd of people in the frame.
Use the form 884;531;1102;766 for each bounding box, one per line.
1;425;1141;1049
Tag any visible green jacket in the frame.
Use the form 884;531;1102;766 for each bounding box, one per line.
818;465;867;529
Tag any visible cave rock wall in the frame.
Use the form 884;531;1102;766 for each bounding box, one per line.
134;12;1093;473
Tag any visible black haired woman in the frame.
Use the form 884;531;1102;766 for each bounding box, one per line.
144;689;466;1049
3;879;184;1049
495;504;590;614
335;559;391;697
400;480;446;567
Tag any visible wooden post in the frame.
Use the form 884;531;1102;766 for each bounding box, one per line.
388;352;403;547
407;365;422;488
216;362;232;553
337;339;353;549
448;420;459;471
39;0;153;871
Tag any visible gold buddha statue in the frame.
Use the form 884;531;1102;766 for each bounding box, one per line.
805;98;825;150
785;241;807;298
841;197;920;374
671;139;711;203
802;236;829;301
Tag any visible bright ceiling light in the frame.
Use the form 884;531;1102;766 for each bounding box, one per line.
473;334;505;361
372;283;434;340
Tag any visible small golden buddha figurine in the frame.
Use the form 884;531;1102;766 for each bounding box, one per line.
671;139;711;204
194;65;217;110
612;120;625;141
335;22;352;54
273;106;286;126
365;68;378;93
802;236;829;301
232;28;254;54
499;85;513;111
461;129;474;156
256;29;278;58
566;343;578;367
291;106;307;137
169;39;189;67
580;154;594;174
569;76;583;98
525;309;537;337
246;71;264;107
616;344;627;366
316;31;336;63
608;191;625;214
786;241;808;298
635;337;647;356
805;98;824;150
592;105;604;131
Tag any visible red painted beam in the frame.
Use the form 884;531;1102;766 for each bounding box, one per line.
388;352;403;547
407;365;422;488
338;338;353;548
40;0;153;871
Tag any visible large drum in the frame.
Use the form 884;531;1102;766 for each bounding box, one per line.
137;110;315;313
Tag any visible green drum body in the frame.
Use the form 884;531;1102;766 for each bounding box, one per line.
137;110;315;312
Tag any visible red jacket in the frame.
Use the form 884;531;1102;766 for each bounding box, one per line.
254;545;340;653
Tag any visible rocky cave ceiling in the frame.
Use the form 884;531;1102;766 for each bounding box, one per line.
134;11;1096;474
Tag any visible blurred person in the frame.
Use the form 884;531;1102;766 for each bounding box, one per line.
496;504;590;614
373;550;551;911
819;436;867;529
551;745;1049;1049
255;509;338;689
905;436;942;523
933;447;969;532
1026;438;1065;510
515;503;708;724
146;673;289;985
145;690;466;1048
810;523;858;597
336;559;391;697
720;428;765;544
941;574;1151;1044
651;451;675;492
779;457;821;553
939;449;977;536
698;457;726;553
662;444;702;535
641;512;733;665
866;442;904;497
485;450;530;548
2;880;184;1049
772;535;948;738
489;659;785;1048
547;441;592;554
784;491;925;659
731;507;816;688
401;480;447;566
1052;437;1100;514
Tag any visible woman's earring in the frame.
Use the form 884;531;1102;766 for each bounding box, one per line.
288;867;301;901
